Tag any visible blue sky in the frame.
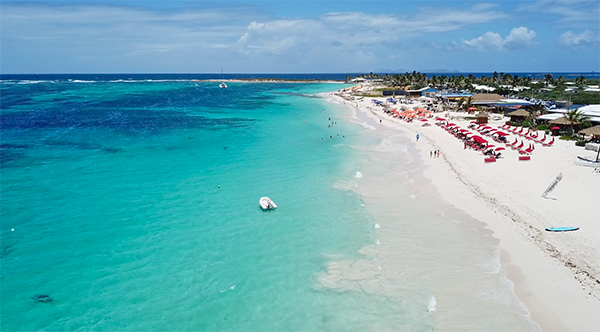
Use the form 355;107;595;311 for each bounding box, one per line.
1;0;598;74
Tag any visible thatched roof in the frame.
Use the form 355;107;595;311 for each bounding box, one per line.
578;125;600;136
475;112;489;118
471;93;503;102
507;109;531;117
549;117;578;125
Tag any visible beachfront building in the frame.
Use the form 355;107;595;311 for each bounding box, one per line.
506;109;531;122
471;93;503;106
475;112;489;124
539;104;600;124
440;93;473;103
382;86;439;99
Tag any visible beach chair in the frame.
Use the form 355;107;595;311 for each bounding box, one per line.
520;144;534;154
543;138;555;147
512;141;524;150
535;135;546;144
506;138;518;147
527;132;537;140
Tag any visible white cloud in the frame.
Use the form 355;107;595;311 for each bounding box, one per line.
463;27;536;51
518;0;599;29
463;32;504;50
559;30;596;47
503;27;537;50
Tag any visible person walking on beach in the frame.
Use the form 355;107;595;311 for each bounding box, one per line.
416;134;420;141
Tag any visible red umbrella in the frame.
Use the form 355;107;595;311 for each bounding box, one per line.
551;126;560;130
486;144;495;148
495;147;505;151
468;107;477;111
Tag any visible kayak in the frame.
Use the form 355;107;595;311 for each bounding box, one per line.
545;227;579;232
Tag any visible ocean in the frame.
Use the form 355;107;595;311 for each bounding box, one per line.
1;76;538;331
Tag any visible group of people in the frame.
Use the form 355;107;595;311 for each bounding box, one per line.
430;150;440;158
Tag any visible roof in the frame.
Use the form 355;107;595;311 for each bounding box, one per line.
406;86;435;93
549;117;578;125
578;125;600;136
507;109;531;117
475;112;489;118
440;94;473;98
538;113;564;121
471;93;503;102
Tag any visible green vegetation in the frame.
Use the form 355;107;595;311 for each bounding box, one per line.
353;72;600;104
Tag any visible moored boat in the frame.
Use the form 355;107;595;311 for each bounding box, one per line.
259;197;277;210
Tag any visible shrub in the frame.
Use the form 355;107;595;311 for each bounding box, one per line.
575;139;586;147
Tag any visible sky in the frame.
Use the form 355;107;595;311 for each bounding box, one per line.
1;0;599;74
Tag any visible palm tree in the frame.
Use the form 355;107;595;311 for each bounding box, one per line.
544;73;554;87
574;75;586;87
563;109;588;134
457;96;474;112
524;103;547;126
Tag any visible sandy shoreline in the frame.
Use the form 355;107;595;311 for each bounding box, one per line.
327;92;599;331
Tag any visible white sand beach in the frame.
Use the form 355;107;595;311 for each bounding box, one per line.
329;92;600;331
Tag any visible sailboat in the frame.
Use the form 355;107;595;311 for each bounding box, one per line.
219;66;227;88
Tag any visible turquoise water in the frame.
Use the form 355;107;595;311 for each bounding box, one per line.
1;80;425;331
1;78;541;331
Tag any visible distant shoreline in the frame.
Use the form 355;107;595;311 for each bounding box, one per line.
200;78;347;84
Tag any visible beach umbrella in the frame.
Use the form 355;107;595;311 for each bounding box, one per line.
551;126;560;130
495;147;505;151
468;107;477;111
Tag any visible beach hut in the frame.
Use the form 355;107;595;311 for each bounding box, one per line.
549;116;580;135
506;109;531;122
579;125;600;139
475;112;489;124
471;93;503;106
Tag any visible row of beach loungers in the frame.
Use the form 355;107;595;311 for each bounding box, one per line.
436;119;555;162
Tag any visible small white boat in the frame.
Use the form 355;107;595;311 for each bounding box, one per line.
259;197;277;210
219;82;227;88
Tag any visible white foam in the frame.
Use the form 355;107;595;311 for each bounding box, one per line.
410;194;416;199
428;295;437;313
332;180;357;191
355;171;363;178
219;284;236;293
374;223;380;229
